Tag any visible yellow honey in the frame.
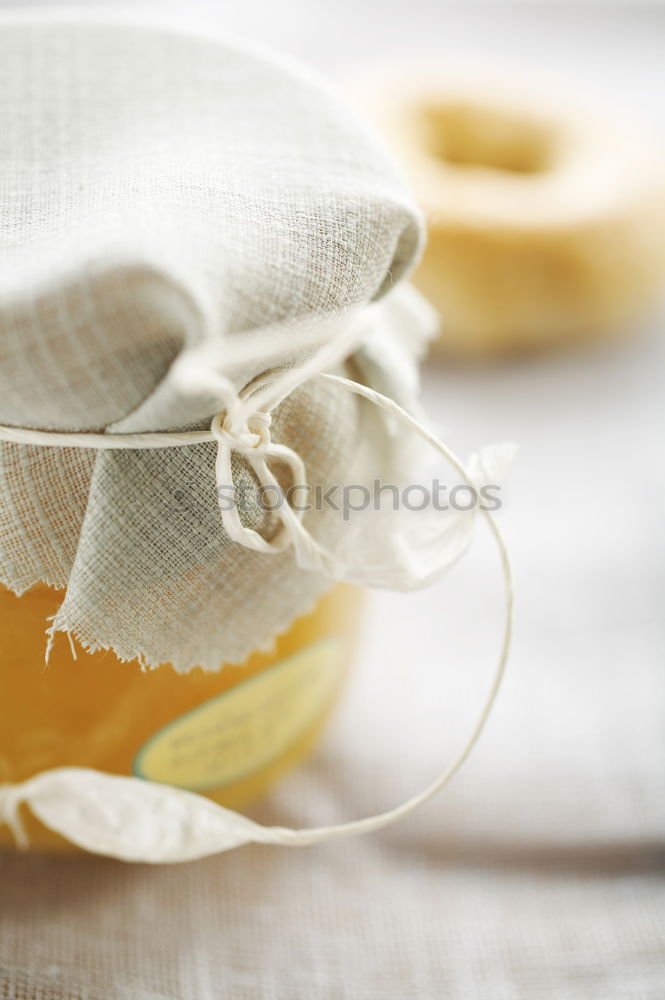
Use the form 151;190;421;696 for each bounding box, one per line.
0;583;362;851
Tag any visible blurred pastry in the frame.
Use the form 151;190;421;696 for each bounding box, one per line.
359;73;665;356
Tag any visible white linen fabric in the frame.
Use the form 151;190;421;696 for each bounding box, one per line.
0;12;424;671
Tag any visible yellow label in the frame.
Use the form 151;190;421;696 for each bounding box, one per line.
133;637;342;792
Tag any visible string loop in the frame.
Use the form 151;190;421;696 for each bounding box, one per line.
0;323;514;860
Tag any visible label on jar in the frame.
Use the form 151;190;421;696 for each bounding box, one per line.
133;636;343;792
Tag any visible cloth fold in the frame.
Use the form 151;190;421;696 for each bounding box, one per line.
0;13;424;670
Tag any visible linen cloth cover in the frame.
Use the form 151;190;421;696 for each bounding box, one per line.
0;14;423;671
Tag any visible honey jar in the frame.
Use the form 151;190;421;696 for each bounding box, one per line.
0;14;449;861
0;583;362;851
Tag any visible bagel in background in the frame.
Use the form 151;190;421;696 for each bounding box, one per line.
357;70;665;357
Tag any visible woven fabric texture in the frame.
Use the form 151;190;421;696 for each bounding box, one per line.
0;14;423;670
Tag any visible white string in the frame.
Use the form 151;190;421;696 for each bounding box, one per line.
260;373;513;845
0;363;513;856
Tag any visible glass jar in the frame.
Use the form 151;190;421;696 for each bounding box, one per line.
0;583;361;851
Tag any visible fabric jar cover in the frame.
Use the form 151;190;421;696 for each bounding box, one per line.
0;11;426;672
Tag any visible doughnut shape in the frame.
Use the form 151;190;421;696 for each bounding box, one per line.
362;76;665;356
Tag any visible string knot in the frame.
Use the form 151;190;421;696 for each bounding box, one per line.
210;398;317;560
210;409;272;454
